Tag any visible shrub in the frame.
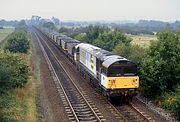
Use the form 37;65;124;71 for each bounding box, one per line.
0;51;29;91
5;29;30;53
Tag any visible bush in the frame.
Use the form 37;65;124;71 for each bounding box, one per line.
0;51;29;91
5;29;30;53
160;86;180;117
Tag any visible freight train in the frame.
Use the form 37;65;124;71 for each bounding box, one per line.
38;27;139;102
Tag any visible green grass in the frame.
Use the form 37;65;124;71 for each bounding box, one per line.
0;28;14;43
130;35;157;48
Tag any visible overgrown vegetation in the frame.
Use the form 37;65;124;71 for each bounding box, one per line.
0;22;39;121
159;85;180;118
0;93;28;121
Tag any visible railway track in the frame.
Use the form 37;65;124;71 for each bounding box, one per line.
33;29;106;122
32;27;165;122
114;103;152;122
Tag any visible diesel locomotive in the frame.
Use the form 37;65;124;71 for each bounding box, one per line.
38;27;139;101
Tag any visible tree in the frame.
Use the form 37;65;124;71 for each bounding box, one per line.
59;27;68;32
52;17;60;25
74;33;87;42
17;20;27;29
43;22;56;30
140;31;180;98
58;25;110;43
93;29;132;51
113;43;145;65
85;25;105;43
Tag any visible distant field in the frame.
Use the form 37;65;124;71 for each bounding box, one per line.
130;35;157;48
0;28;14;43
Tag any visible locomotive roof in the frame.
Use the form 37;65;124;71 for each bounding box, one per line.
102;56;127;68
76;43;129;68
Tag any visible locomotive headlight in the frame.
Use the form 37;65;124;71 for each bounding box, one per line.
133;79;138;87
109;79;116;82
133;79;138;83
108;79;116;89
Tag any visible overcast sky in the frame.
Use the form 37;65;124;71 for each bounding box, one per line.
0;0;180;21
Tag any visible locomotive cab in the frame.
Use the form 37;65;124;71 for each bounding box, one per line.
100;57;139;97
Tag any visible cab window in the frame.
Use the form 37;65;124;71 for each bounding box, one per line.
107;61;137;77
107;66;122;77
123;66;137;76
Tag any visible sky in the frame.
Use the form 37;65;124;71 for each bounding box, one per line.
0;0;180;21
